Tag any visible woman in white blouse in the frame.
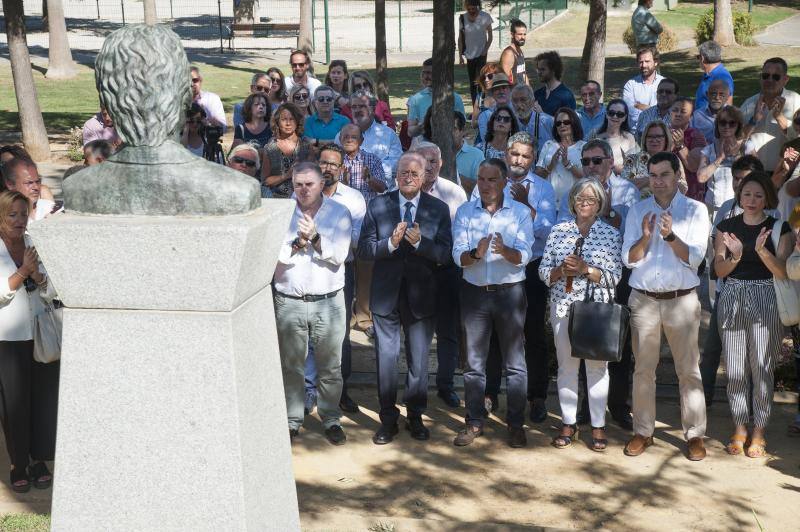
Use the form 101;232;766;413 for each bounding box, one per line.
539;178;623;451
0;191;57;492
535;107;585;202
593;98;639;175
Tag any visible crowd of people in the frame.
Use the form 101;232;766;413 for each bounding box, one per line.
1;2;799;492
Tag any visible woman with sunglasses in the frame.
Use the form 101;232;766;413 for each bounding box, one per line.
231;93;272;150
339;71;396;130
621;120;688;197
669;97;708;201
594;99;638;175
266;67;286;110
324;59;350;112
0;190;58;493
261;103;315;199
475;105;518;160
288;85;312;119
473;62;499;128
536;107;585;202
773;109;800;223
697;106;756;214
181;103;207;158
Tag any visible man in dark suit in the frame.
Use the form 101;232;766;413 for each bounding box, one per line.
357;152;453;445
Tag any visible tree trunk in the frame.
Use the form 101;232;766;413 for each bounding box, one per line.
42;0;48;28
431;0;455;180
143;0;157;25
374;0;389;104
580;0;606;91
45;0;78;79
3;0;50;160
713;0;735;46
298;0;313;53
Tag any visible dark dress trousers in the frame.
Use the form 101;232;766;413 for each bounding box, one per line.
357;190;453;427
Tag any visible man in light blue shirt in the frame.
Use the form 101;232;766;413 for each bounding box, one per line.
454;112;484;194
452;158;533;449
577;80;606;140
695;41;734;111
407;58;467;138
622;47;664;136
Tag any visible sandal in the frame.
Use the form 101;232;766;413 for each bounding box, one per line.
27;462;52;490
725;433;747;455
590;426;608;452
10;467;30;494
552;424;579;449
746;437;768;458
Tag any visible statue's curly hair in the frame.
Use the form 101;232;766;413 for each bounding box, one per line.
95;24;191;147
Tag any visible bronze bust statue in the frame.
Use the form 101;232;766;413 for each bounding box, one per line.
64;24;260;216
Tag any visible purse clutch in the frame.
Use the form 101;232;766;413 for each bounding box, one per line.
568;269;629;362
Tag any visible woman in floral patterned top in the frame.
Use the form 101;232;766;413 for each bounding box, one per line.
261;103;315;198
539;178;623;452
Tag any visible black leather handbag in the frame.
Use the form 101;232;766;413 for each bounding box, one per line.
568;269;629;362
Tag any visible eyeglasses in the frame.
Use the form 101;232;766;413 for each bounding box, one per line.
352;82;368;90
494;115;512;123
316;96;334;103
580;156;609;166
230;156;256;168
253;86;270;93
191;78;201;84
319;160;341;168
293;93;309;101
606;110;626;119
645;133;666;140
718;119;738;128
657;89;674;95
575;196;598;205
290;62;307;68
483;73;494;81
761;72;782;82
555;120;572;127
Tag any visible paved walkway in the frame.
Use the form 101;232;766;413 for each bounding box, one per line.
756;14;800;47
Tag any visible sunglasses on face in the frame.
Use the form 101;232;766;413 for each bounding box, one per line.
270;76;282;83
580;156;608;166
253;86;270;93
555;119;572;127
191;78;201;83
607;110;626;119
718;119;738;128
352;82;368;90
293;93;309;101
316;96;334;103
291;62;307;68
484;73;494;81
231;156;256;168
761;72;782;82
494;115;512;123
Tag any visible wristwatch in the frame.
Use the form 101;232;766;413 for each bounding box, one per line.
310;232;321;245
607;210;616;220
469;248;480;260
664;231;676;242
586;266;594;277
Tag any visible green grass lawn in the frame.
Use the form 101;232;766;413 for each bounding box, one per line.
0;513;50;532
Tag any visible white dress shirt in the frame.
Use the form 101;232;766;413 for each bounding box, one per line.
387;192;421;253
623;192;710;292
739;88;800;171
427;176;468;221
452;196;534;286
274;197;352;297
622;73;665;134
195;91;227;133
0;237;55;341
326;181;366;261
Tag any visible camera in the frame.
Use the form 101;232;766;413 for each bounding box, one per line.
200;124;225;164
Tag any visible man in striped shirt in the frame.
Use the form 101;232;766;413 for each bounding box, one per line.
340;124;391;202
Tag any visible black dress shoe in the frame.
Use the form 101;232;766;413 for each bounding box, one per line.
529;399;548;423
437;389;461;408
289;428;299;442
508;426;527;448
610;409;633;431
406;417;430;440
339;393;360;414
372;424;399;445
324;425;347;446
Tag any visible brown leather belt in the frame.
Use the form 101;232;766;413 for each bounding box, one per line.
634;288;694;300
275;289;340;302
465;281;523;292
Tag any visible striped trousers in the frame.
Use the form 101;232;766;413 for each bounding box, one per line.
717;278;785;428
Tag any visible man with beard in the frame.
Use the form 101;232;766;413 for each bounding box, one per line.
622;47;664;137
337;91;402;183
303;144;367;414
499;19;528;86
691;79;731;144
635;78;679;140
533;51;576;116
511;84;553;153
283;49;322;98
473;132;556;420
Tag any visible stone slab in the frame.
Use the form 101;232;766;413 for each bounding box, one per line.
28;199;294;312
50;287;300;531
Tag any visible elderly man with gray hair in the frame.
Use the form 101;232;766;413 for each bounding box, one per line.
273;162;353;446
511;84;553;153
695;40;734;112
227;143;261;180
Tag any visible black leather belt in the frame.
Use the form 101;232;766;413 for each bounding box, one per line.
634;288;694;300
275;289;340;302
467;281;522;292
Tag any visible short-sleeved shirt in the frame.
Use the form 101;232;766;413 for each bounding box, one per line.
406;87;466;122
695;64;735;111
460;11;493;59
739;89;800;171
303;112;350;142
701;139;756;209
233;123;272;149
534;84;577;117
716;215;790;280
456;142;485;183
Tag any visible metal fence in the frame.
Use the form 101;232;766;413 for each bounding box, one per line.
0;0;568;60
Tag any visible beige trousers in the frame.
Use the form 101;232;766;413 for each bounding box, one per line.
353;259;374;330
629;289;707;440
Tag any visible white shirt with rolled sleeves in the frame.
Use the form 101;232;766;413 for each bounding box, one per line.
556;173;639;237
622;73;664;135
622;192;710;292
470;171;556;260
273;197;353;297
427;176;468;221
452;197;534;286
336;120;402;184
739;88;800;171
194;91;227;133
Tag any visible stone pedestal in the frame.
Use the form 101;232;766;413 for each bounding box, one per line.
28;201;300;531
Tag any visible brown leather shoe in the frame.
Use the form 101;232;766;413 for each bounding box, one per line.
624;434;654;456
453;425;483;447
687;437;706;461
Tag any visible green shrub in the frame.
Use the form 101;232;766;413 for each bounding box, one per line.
623;24;679;54
695;8;756;46
67;126;84;162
